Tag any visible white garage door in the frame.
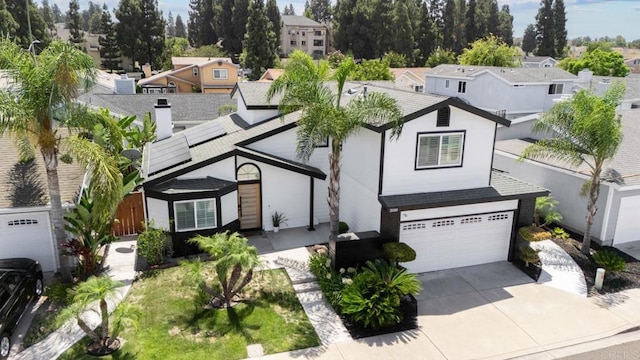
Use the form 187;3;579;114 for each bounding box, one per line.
0;211;57;272
400;211;514;273
614;195;640;245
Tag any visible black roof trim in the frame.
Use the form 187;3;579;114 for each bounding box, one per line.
370;97;511;133
236;147;326;180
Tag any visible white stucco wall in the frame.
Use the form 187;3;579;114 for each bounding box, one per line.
220;191;238;226
146;197;170;230
176;157;236;181
494;151;610;243
339;128;381;232
382;106;495;195
236;98;279;125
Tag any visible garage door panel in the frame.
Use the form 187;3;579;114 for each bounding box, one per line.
0;212;57;272
401;211;513;273
614;196;640;245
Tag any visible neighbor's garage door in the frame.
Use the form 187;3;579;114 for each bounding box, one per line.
0;211;57;272
614;195;640;245
400;211;514;273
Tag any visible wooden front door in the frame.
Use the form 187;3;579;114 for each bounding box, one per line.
238;183;261;229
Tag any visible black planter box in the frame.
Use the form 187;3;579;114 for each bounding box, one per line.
341;294;418;339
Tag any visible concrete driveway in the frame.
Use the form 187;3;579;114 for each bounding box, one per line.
414;261;632;360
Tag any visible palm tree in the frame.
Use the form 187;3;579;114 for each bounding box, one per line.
266;50;403;264
0;39;115;280
185;232;261;308
521;82;625;254
58;276;140;354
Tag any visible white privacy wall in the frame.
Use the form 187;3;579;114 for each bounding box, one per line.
146;197;170;230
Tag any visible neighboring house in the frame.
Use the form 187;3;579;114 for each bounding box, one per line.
425;64;577;120
257;69;284;82
572;70;640;110
625;58;640;74
78;85;235;132
280;16;327;58
0;131;86;272
137;57;239;94
53;23;134;71
494;109;640;247
141;82;547;274
521;56;558;68
390;68;430;93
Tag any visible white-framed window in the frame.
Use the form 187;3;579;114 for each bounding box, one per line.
548;83;563;94
174;199;216;231
168;81;176;87
457;81;466;93
301;40;306;46
213;69;228;79
148;88;162;94
192;67;199;77
414;85;424;92
416;132;464;169
445;79;450;88
290;40;296;46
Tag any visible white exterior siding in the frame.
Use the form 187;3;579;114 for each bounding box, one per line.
220;191;238;226
0;209;57;272
236;156;312;231
425;73;573;117
236;98;279;125
246;127;329;171
494;151;610;243
339;128;381;232
146;197;170;230
382;107;495;195
176;157;235;181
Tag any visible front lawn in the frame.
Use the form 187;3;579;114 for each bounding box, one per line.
59;266;320;359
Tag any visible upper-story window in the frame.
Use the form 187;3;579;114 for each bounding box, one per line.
301;40;306;46
174;199;216;231
548;83;563;94
457;81;466;93
192;67;199;77
415;131;464;169
436;106;450;127
314;30;323;36
414;85;424;93
313;39;324;47
301;31;306;36
290;40;297;46
213;69;228;79
445;79;450;88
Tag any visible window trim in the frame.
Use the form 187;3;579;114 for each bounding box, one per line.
457;81;466;93
445;79;450;88
414;130;466;170
548;83;563;95
192;67;199;78
173;198;217;232
213;68;228;80
313;39;324;47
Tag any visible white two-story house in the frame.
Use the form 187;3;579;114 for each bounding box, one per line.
425;65;577;120
141;82;546;273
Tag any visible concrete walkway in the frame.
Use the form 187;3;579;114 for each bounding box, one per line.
531;240;588;297
10;238;137;360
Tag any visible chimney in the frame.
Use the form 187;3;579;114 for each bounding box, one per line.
578;68;593;83
114;74;135;94
154;98;173;141
142;63;152;79
596;78;611;95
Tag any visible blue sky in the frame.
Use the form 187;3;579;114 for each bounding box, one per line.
59;0;640;41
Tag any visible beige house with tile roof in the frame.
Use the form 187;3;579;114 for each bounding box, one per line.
138;57;239;94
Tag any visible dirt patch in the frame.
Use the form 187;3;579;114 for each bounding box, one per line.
552;236;640;296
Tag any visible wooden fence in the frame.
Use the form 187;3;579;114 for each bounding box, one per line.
111;191;145;236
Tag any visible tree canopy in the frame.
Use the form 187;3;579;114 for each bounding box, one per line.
558;49;630;77
458;35;519;67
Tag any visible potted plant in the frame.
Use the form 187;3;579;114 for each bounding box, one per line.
272;211;288;233
58;276;141;356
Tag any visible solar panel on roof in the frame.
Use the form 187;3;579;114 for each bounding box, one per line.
184;121;227;147
147;133;191;175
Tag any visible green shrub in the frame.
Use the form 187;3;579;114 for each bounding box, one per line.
518;225;552;242
553;227;570;240
137;223;169;266
338;221;349;234
308;254;346;310
383;242;417;263
340;259;421;329
593;249;627;273
519;246;540;267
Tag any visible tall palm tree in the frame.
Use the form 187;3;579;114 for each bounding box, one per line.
0;39;119;280
266;50;403;264
521;82;625;255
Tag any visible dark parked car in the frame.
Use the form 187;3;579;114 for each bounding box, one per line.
0;258;43;359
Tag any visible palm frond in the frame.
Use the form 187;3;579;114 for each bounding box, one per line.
344;92;404;138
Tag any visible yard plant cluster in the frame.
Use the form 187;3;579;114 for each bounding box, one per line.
309;254;421;330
